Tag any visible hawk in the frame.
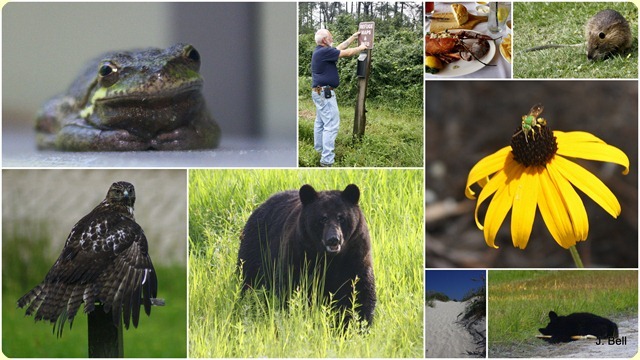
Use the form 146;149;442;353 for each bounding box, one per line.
17;181;158;336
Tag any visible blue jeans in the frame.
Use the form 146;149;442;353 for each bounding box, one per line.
311;90;340;165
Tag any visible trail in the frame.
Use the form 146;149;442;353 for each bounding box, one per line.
426;300;482;358
490;314;638;358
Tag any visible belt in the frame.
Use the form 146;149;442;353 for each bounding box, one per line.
313;86;334;95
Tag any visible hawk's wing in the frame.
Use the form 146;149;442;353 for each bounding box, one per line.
17;203;157;335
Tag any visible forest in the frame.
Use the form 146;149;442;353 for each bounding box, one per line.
298;2;424;107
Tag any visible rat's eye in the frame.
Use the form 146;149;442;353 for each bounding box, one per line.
599;32;606;39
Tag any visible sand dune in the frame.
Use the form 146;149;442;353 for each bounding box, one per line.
426;299;483;358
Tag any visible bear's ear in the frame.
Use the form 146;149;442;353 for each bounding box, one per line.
342;184;360;204
549;311;558;320
299;184;318;205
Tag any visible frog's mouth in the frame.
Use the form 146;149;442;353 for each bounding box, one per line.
88;81;207;140
96;81;203;104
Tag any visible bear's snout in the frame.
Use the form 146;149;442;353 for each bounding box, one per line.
323;226;343;253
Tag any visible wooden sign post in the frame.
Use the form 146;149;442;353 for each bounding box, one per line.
353;22;374;140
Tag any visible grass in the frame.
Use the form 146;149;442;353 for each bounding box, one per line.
514;2;638;78
298;79;423;167
488;270;637;350
2;221;187;358
189;169;424;357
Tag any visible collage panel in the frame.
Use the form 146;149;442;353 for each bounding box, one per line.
3;2;297;167
425;269;486;358
488;270;638;358
2;169;187;357
514;2;637;79
424;2;512;78
188;168;424;357
425;80;638;268
298;2;424;167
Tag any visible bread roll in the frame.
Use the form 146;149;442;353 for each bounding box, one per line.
451;4;469;26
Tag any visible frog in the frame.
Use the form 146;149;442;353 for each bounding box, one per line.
35;43;220;151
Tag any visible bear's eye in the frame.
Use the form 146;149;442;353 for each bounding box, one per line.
320;215;328;224
337;215;345;224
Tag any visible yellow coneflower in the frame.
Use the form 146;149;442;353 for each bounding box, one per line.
465;104;629;257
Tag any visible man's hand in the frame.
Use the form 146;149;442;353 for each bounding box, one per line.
351;31;361;40
339;43;369;58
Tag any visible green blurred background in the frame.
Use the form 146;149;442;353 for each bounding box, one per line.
3;170;187;357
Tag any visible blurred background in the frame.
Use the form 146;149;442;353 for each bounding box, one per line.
3;3;296;167
426;80;638;268
3;170;187;357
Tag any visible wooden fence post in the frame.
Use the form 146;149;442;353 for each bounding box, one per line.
88;304;123;358
353;48;372;140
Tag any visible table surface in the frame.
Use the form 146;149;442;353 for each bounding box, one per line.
3;128;297;168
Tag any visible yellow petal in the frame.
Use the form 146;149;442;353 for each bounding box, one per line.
465;146;511;199
482;157;521;248
556;138;630;175
546;161;589;241
483;179;514;249
474;168;507;230
537;168;577;248
554;130;606;144
552;155;621;218
510;166;539;249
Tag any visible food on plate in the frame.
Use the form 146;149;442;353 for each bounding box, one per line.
425;30;494;64
425;55;444;74
500;34;512;63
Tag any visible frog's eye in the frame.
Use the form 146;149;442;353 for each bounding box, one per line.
98;62;120;87
185;47;200;62
183;45;201;71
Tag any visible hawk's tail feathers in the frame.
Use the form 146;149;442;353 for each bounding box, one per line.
17;284;43;312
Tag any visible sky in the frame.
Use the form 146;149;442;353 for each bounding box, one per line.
425;270;485;301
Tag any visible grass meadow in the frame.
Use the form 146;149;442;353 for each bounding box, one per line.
488;270;637;353
514;2;638;78
2;223;187;357
298;79;423;168
188;169;424;357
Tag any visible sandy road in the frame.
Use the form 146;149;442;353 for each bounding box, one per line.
426;300;477;358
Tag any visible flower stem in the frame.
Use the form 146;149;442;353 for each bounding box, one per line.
569;245;584;268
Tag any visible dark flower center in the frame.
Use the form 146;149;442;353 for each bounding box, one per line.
510;122;557;167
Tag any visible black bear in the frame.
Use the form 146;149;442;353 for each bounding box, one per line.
237;184;376;325
538;311;619;343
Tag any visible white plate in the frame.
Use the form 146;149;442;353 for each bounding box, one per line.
425;30;497;78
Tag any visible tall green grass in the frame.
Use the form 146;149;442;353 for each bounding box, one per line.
189;169;424;357
298;78;423;167
2;221;187;357
488;270;637;350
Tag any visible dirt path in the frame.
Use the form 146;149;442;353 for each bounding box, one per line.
490;315;638;358
426;300;478;358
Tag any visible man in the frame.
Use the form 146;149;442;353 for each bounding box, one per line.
311;29;367;167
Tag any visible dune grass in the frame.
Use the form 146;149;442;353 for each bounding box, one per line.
488;270;637;349
2;222;187;358
188;169;424;357
513;2;638;78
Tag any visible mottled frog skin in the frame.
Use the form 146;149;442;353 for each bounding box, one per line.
36;43;220;151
